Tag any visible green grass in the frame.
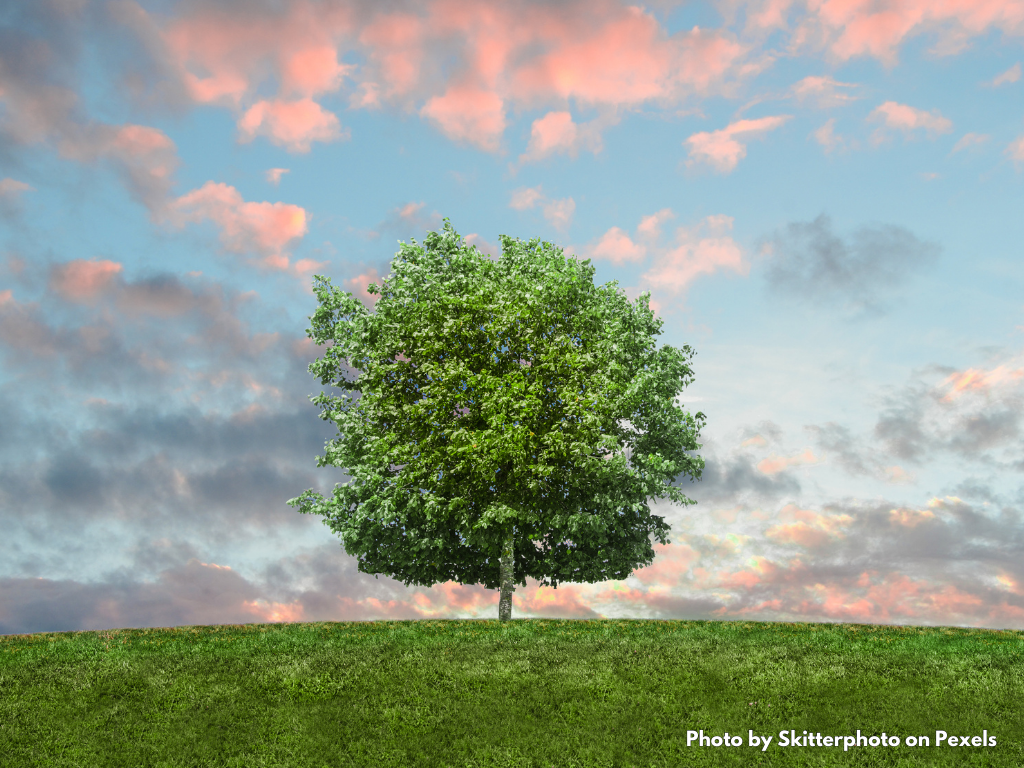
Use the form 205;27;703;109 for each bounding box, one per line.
0;618;1021;767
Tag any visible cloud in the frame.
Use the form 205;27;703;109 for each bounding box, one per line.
163;182;310;270
950;132;990;154
0;177;34;221
756;448;824;475
517;110;616;165
464;233;500;259
279;43;352;97
791;75;860;108
791;0;1024;66
237;97;349;153
508;4;747;106
867;101;953;144
1007;135;1024;167
420;81;506;152
579;210;746;311
811;117;847;154
508;185;576;231
345;267;383;308
0;178;33;198
986;62;1021;87
109;0;751;156
873;355;1024;467
0;13;183;218
640;215;746;299
755;213;941;318
765;504;853;548
368;200;444;241
735;0;799;32
49;259;125;304
356;10;428;102
509;187;544;211
265;168;290;185
585;227;647;265
154;0;355;109
803;422;918;485
684;115;792;173
5;286;1024;632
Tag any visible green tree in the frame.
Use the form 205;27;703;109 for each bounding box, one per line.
287;220;706;621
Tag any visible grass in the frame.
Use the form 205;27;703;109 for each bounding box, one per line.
0;618;1021;767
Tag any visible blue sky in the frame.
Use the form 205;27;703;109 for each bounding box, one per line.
1;0;1023;635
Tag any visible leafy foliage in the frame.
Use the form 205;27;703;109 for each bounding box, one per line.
288;220;706;592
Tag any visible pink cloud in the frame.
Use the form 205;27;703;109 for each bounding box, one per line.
420;81;506;151
640;214;747;296
508;185;576;231
541;197;576;231
791;74;860;107
265;168;290;185
579;209;746;312
637;208;675;241
291;257;330;282
49;122;181;216
801;0;1024;66
464;233;500;258
937;363;1024;402
632;542;700;587
49;259;124;303
509;186;545;211
518;110;618;165
129;0;753;156
1007;135;1024;166
357;12;427;100
428;0;537;91
398;202;425;219
797;575;986;624
766;503;853;547
988;61;1022;86
756;447;823;474
950;132;990;153
811;117;847;153
521;111;577;160
0;178;34;198
743;0;799;31
237;98;348;153
586;227;646;264
345;267;383;308
868;101;953;141
713;556;779;590
159;0;354;109
165;182;310;269
509;6;746;106
685;115;792;173
889;506;936;528
280;45;352;97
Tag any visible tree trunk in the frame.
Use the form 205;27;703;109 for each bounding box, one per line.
498;525;514;621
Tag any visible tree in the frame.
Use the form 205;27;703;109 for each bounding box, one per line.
287;219;706;621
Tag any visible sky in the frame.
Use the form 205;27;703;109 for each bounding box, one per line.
1;0;1023;637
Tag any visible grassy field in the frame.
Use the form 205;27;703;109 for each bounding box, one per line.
0;617;1021;767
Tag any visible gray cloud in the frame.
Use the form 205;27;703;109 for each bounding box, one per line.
755;213;941;317
803;421;892;478
867;363;1024;471
0;540;485;636
675;434;802;503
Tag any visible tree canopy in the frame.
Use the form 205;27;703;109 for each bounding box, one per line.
287;219;706;620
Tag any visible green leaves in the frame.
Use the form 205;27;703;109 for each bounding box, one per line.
287;218;706;592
